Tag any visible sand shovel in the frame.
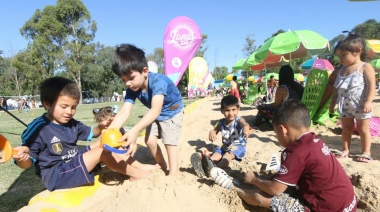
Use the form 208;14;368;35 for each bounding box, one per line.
0;134;18;164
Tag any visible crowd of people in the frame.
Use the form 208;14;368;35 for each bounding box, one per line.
9;32;377;211
0;97;37;114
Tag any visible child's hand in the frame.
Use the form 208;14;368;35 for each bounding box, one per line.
12;146;30;162
362;101;373;113
244;171;257;185
209;130;217;142
119;128;138;156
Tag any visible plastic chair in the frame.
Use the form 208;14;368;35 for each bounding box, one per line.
312;96;339;126
243;84;259;104
301;69;329;121
260;83;267;95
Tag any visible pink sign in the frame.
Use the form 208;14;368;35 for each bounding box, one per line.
164;16;202;86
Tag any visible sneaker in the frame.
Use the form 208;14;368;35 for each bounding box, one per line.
190;153;206;178
201;154;215;177
210;167;233;190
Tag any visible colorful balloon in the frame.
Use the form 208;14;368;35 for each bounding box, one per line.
148;61;158;73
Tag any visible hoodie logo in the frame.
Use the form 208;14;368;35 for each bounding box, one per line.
52;142;63;154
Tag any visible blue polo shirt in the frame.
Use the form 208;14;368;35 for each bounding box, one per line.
21;114;93;178
125;72;184;121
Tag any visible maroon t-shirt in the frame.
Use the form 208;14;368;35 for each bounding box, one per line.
274;132;357;211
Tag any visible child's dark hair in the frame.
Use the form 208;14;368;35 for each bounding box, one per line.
272;99;310;129
112;44;148;77
93;106;115;123
221;95;239;110
39;77;80;108
334;31;368;61
232;75;237;81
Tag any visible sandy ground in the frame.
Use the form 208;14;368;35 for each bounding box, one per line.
21;95;380;211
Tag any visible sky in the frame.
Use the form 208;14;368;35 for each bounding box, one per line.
0;0;379;73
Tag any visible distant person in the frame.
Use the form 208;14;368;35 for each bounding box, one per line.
93;106;119;130
267;75;277;101
21;98;28;113
190;95;251;177
108;44;184;177
30;99;36;109
211;100;357;211
229;76;241;104
329;32;376;163
12;77;157;191
254;65;304;128
0;97;8;115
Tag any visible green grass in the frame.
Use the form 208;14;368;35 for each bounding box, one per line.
0;98;196;211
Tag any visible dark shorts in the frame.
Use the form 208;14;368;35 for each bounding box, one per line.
215;145;246;161
44;146;95;191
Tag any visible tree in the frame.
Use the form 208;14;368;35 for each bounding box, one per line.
353;19;380;39
58;0;97;103
20;6;65;78
12;49;42;96
20;0;97;103
196;34;208;57
213;66;229;80
81;44;124;99
242;33;257;57
146;47;164;74
0;57;21;95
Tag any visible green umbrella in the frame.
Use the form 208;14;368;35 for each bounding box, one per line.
370;59;380;69
255;30;330;64
232;58;249;71
263;73;279;80
246;51;289;71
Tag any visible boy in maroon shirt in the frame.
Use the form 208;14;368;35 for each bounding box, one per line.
211;99;357;211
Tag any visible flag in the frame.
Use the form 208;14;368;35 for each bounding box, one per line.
188;57;208;96
164;16;202;86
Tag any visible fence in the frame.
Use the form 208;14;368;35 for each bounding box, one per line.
1;95;42;111
1;95;123;111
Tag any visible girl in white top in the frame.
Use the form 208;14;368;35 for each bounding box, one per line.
330;32;376;162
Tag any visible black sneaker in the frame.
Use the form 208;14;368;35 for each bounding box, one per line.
201;154;215;177
190;153;206;178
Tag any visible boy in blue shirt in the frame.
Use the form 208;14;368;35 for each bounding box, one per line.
108;44;184;177
12;77;158;191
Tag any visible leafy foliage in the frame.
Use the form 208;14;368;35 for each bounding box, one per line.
242;33;257;57
19;0;97;103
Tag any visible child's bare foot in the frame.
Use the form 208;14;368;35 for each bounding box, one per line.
142;163;161;171
168;170;178;178
129;169;151;182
